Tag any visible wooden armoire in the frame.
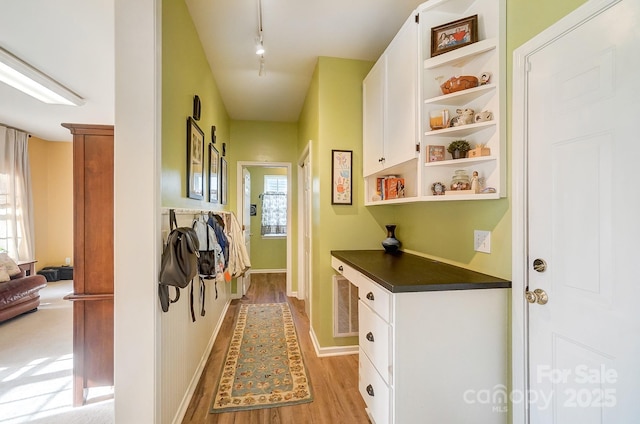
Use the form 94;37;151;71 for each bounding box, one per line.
62;123;114;406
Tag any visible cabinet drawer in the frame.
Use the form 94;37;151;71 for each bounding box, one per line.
359;301;391;384
331;257;360;286
359;349;390;424
358;273;391;323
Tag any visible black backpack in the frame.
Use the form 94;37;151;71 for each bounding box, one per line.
158;210;204;321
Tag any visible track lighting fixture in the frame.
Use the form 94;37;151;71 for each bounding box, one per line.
256;34;265;56
256;0;266;76
258;56;266;77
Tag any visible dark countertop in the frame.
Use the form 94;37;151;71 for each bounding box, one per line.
331;250;511;293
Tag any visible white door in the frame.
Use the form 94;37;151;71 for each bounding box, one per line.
240;168;251;296
302;154;312;317
525;1;640;421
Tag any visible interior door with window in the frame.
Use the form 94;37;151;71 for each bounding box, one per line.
524;1;640;421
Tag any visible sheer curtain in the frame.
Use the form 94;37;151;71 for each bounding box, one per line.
0;126;35;260
260;192;287;236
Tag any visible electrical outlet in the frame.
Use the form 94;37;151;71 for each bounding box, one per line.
474;230;491;253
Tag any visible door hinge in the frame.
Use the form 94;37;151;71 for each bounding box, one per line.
415;14;419;24
416;143;420;152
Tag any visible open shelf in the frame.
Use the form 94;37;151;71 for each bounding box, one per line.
424;38;497;70
425;155;496;167
424;83;496;106
424;120;495;137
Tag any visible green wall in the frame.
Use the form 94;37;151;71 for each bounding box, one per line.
230;121;299;287
296;0;588;349
161;0;588;350
162;0;230;209
299;57;392;348
247;166;287;270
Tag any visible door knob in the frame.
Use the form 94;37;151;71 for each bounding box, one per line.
366;292;375;301
366;332;375;342
526;288;548;305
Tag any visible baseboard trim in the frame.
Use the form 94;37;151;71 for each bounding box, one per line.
250;268;286;274
309;326;358;357
172;299;231;424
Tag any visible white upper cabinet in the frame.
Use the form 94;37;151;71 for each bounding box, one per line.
362;12;420;178
363;0;505;205
362;57;386;177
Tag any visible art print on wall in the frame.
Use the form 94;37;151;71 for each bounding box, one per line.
331;149;352;205
209;143;219;203
187;117;205;200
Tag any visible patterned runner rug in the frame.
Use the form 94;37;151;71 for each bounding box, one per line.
210;302;313;413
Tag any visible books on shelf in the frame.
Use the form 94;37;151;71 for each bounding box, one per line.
376;176;405;200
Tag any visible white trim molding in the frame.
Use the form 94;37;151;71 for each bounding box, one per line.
309;327;358;357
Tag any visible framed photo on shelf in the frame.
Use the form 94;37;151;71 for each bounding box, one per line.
427;145;446;162
187;117;204;200
220;156;228;205
331;149;352;205
209;143;219;203
431;15;478;57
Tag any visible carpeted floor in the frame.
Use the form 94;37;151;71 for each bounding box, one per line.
0;280;114;424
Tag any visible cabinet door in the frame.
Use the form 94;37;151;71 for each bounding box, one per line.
362;58;385;177
384;13;418;170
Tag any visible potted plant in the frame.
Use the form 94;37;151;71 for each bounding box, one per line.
447;139;471;159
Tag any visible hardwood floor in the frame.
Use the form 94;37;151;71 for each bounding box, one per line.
181;273;371;424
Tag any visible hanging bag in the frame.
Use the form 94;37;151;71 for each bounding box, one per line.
158;210;200;321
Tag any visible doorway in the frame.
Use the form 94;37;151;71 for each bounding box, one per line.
236;161;293;297
512;0;640;422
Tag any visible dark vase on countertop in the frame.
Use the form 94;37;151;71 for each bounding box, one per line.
382;224;401;253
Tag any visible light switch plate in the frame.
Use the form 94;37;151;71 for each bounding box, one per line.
474;230;491;253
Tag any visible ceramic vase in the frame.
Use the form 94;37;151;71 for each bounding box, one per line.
382;224;401;253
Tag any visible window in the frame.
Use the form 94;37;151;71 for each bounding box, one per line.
261;175;287;237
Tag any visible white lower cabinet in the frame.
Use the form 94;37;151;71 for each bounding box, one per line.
359;348;391;424
334;258;508;424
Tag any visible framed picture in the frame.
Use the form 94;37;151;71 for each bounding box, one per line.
427;145;445;163
209;143;219;203
187;117;204;200
331;149;352;205
220;156;228;205
431;15;478;57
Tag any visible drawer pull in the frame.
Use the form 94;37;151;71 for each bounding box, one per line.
338;265;343;271
366;384;375;396
366;332;375;342
366;292;375;301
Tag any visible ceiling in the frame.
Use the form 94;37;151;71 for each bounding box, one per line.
0;0;423;142
0;0;114;142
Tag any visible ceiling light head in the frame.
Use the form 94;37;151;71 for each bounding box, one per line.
255;34;265;55
258;56;266;77
0;46;85;106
